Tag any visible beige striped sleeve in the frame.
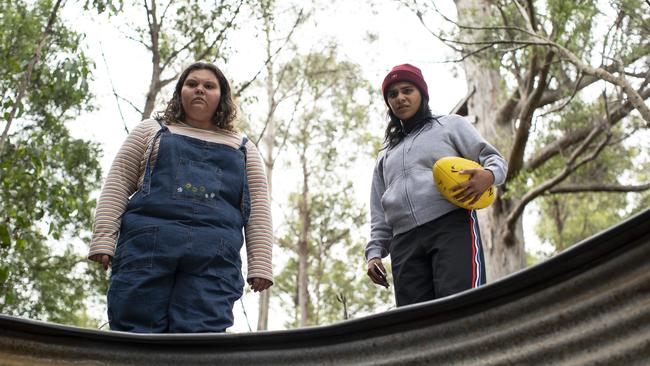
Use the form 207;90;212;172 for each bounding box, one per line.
88;120;158;258
243;140;274;283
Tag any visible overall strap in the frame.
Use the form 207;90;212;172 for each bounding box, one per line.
154;118;170;131
141;120;169;196
238;136;249;165
239;136;251;226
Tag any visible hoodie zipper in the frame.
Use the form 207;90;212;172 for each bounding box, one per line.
401;133;417;226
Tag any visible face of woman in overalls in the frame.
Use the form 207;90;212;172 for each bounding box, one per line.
180;69;222;128
386;81;422;121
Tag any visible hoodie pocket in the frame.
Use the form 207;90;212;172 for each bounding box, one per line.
380;177;405;227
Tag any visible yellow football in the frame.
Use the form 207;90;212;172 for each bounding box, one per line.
432;156;496;210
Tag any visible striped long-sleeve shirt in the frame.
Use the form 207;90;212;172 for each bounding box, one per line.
88;119;273;282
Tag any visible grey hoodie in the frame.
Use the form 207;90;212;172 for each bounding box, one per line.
365;114;508;262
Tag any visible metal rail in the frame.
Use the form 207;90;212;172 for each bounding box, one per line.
1;209;649;365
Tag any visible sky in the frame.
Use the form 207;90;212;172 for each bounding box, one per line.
60;0;548;332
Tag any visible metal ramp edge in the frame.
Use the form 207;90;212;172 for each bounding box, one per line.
1;208;649;365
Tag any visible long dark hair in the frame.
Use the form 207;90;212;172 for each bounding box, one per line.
157;61;238;131
382;91;433;149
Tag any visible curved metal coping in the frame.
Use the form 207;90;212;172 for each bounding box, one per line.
1;208;649;365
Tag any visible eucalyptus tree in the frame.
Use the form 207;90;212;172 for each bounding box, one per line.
0;0;116;325
270;47;391;327
404;0;650;279
237;0;308;331
102;0;248;125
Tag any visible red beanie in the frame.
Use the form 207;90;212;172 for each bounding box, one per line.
381;64;429;105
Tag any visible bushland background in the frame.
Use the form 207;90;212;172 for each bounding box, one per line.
1;0;648;332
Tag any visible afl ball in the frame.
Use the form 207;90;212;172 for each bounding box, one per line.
432;156;496;210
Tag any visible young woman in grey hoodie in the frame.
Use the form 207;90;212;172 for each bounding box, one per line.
366;64;508;306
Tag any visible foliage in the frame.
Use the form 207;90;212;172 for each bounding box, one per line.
531;99;647;250
416;0;649;260
108;0;249;119
0;0;105;326
515;3;647;246
275;238;393;327
83;0;123;15
0;0;92;119
272;47;391;327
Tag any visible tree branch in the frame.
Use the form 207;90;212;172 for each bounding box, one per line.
158;0;174;26
623;71;649;79
537;71;584;118
513;0;534;33
159;74;178;89
116;94;143;115
411;3;650;124
189;0;246;67
234;8;306;97
539;38;650;125
549;182;650;193
99;41;130;134
507;49;555;181
271;82;306;167
525;86;650;170
494;89;520;126
536;52;647;107
505;121;613;244
424;0;541;38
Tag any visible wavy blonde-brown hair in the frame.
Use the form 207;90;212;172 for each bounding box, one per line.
158;61;237;131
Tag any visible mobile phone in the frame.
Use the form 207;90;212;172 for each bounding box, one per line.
374;263;387;280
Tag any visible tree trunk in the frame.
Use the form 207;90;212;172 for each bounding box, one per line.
477;200;526;280
256;129;273;330
455;0;526;281
297;145;310;326
256;9;275;330
142;0;161;120
142;70;161;120
256;128;272;329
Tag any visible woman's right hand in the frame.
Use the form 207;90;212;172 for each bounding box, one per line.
89;254;111;271
367;257;389;288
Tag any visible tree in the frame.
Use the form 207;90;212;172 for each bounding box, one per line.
100;0;247;126
270;47;391;327
0;0;108;325
237;0;308;331
532;100;648;253
405;0;650;279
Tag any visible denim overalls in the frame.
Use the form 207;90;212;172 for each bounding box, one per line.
107;120;251;333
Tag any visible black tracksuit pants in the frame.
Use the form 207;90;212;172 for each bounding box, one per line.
390;208;486;307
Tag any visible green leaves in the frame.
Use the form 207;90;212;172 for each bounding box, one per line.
0;1;95;124
0;0;104;327
0;224;10;248
268;47;390;326
83;0;123;15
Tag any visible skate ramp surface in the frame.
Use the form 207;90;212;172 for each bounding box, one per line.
1;209;649;365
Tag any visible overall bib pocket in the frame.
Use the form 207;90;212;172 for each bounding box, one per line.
173;158;222;207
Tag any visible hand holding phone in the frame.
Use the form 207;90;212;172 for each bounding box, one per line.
374;263;389;288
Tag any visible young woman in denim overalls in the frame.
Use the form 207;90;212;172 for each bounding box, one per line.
89;62;273;333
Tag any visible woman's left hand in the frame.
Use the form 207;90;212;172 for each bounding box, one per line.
451;168;495;205
248;277;273;292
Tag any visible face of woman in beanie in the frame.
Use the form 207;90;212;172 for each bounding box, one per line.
386;81;422;121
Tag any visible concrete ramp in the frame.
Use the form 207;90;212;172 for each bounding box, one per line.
1;209;649;365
